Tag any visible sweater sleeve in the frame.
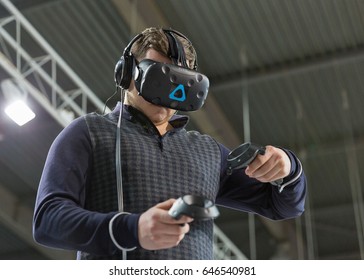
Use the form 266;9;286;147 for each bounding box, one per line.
216;143;307;220
32;116;140;256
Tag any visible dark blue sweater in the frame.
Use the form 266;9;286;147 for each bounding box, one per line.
33;104;306;258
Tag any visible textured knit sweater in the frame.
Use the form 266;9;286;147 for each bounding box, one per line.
82;106;220;259
33;103;307;259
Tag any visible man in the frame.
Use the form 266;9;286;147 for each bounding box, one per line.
33;27;306;260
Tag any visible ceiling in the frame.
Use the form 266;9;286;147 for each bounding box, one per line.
0;0;364;260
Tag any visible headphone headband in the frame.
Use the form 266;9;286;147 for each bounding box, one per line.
114;28;197;89
123;33;143;58
163;29;197;70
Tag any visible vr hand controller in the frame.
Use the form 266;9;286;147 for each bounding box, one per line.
226;142;266;175
226;142;284;185
168;195;220;221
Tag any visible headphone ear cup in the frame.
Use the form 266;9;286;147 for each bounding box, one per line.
114;54;135;89
114;57;124;86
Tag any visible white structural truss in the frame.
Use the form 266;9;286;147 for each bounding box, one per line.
0;0;246;260
0;0;107;127
213;224;248;260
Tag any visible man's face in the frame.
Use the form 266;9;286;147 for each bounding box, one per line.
125;49;177;126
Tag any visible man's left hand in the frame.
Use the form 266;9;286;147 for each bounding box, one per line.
245;145;291;183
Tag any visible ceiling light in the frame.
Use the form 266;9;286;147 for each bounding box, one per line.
1;79;36;126
4;99;36;126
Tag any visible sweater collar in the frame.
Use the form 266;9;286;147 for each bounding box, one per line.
111;102;189;132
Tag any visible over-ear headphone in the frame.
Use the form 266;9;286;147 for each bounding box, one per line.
114;29;197;89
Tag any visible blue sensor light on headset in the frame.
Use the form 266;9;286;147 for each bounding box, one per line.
169;84;186;102
134;59;209;111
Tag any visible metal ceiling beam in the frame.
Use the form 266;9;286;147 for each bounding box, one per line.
212;45;364;92
213;224;247;260
0;52;69;127
0;0;108;125
112;0;172;33
0;183;74;259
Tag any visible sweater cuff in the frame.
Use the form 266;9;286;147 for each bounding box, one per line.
273;149;303;193
109;212;141;251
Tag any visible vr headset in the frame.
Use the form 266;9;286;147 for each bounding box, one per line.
133;59;209;111
114;29;209;111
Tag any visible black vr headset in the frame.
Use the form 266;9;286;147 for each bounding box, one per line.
114;29;209;111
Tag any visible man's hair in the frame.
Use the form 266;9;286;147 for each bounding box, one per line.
130;27;196;69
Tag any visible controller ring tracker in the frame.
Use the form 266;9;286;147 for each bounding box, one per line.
226;142;266;175
168;195;220;220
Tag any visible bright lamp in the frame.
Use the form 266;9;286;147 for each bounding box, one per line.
5;99;36;126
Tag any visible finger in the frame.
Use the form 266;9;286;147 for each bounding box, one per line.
154;222;191;236
143;223;190;250
161;213;194;225
251;154;285;179
255;166;281;182
141;233;185;250
247;146;290;181
156;198;177;210
247;157;273;178
154;200;194;225
168;215;194;225
245;153;268;176
152;233;186;249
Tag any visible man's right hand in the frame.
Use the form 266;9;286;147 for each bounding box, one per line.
138;199;194;250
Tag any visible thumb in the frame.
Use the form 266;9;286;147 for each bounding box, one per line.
156;198;177;210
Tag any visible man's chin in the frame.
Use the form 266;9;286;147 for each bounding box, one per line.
148;106;174;119
150;103;173;113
